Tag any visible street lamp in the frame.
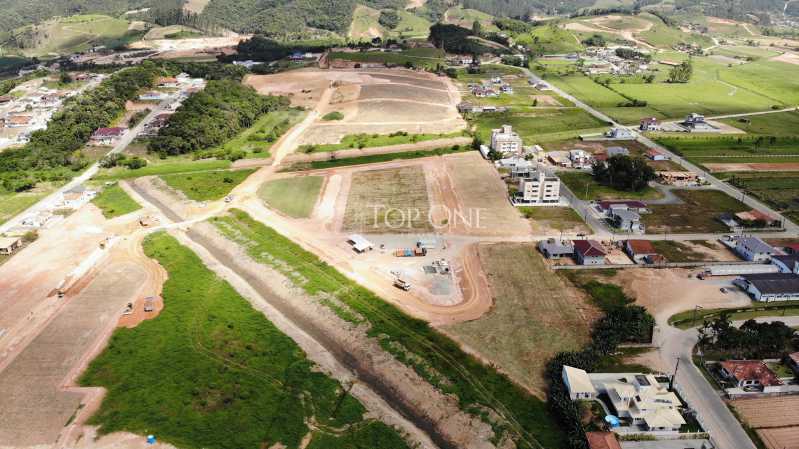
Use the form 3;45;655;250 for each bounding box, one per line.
692;304;704;328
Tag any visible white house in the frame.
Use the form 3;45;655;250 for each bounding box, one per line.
735;236;776;262
491;125;523;154
569;149;593;169
139;91;167;101
90;127;127;146
515;170;561;205
562;366;596;400
605;127;636;139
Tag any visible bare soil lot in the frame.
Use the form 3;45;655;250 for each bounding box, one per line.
444;152;531;237
359;84;451;104
732;396;799;449
350;100;456;123
343;166;433;233
0;260;147;445
705;162;799;172
445;243;597;396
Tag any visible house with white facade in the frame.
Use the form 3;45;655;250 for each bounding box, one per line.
562;366;596;400
735;236;776;262
569;149;593;169
514;170;561;205
491;125;523;154
736;273;799;302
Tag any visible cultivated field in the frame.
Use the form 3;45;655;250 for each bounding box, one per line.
657;136;799;167
446;243;596;395
732;396;799;449
343;166;433;233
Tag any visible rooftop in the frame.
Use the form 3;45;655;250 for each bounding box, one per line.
563;365;596;394
598;200;647;210
92;127;127;138
586;432;621;449
626;240;657;255
737;236;774;254
573;240;606;257
720;360;783;386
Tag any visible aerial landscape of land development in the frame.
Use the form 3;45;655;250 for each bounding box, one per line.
2;0;799;448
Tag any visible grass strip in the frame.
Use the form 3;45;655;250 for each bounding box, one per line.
80;232;410;449
284;145;470;171
212;209;566;449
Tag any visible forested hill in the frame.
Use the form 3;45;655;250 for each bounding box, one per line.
0;0;173;33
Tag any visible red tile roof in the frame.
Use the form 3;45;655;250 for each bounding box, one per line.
586;432;621;449
91;127;127;138
721;360;783;387
784;243;799;253
626;240;657;255
573;240;606;257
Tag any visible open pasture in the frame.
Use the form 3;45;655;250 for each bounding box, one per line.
720;171;799;223
445;243;596;395
259;175;324;218
472;110;607;143
160;169;255;202
343;166;432;233
719;110;799;136
657;136;799;167
713;46;782;60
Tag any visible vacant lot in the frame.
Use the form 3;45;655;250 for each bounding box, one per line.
732;396;799;449
446;243;596;395
657;136;799;167
81;232;409;449
651;240;737;262
160;169;255;201
216;109;305;158
0;186;56;225
360;84;450;104
259;176;323;218
520;206;590;234
721;171;799;224
559;172;663;201
91;183;141;219
472;109;607;143
445;152;531;236
643;190;748;234
343;166;432;233
719;110;799;136
303;131;464;153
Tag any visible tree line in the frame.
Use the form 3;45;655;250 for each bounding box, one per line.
147;80;288;157
0;62;161;193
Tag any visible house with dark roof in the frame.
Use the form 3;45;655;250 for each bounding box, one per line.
737;272;799;301
625;240;657;264
735;236;776;262
720;360;783;390
538;239;574;259
772;254;799;274
597;200;649;216
90;127;127;146
573;240;606;265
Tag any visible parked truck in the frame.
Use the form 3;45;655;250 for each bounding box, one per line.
393;278;411;291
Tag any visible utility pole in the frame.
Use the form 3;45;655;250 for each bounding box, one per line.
692;304;703;328
669;356;680;391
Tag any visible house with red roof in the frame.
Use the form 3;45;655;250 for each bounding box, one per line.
586;432;621;449
573;240;606;265
89;127;127;146
720;360;783;391
624;240;658;264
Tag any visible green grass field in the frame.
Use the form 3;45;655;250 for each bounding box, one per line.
302;131;465;153
212;109;305;158
389;10;432;39
472;110;607;144
258;176;323;218
713;46;782;60
90;183;141;219
80;232;409;449
643;190;749;234
161;169;255;201
719;110;799;136
514;24;583;54
329;49;445;70
0;183;60;225
13;14;133;56
519;206;590;233
94;158;233;181
559;171;663;201
443;6;499;32
656;136;799;166
212;209;567;449
348;5;384;41
721;172;799;224
285;145;470;171
549;56;798;124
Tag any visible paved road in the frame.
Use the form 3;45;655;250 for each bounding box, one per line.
0;99;173;234
705;106;798;120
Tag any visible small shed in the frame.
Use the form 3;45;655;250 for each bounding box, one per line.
416;237;438;250
348;234;374;253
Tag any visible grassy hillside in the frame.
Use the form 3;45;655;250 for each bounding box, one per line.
0;0;167;33
5;14;139;56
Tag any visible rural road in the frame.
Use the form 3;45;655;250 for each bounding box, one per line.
0;98;173;234
659;315;799;449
